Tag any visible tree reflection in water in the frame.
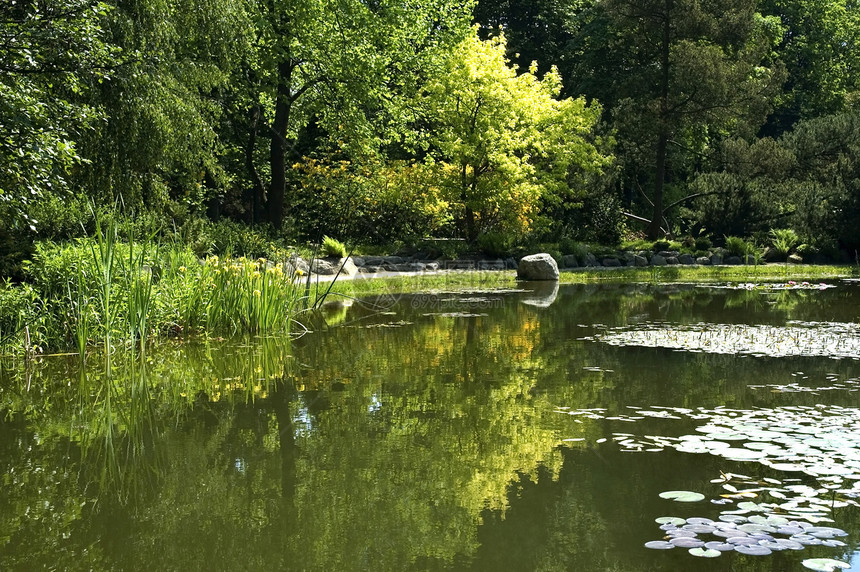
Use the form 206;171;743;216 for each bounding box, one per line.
1;283;860;570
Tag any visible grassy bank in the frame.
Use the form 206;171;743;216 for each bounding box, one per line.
0;222;307;357
324;263;855;298
1;229;854;358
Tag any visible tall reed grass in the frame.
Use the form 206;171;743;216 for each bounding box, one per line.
0;222;307;356
203;256;304;334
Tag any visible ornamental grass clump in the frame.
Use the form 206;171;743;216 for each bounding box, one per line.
321;235;347;258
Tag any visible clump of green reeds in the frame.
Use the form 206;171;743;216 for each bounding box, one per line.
0;210;308;355
203;256;305;334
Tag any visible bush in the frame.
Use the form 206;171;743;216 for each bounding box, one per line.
0;224;35;281
769;228;799;257
322;235;348;258
725;235;753;257
477;231;513;258
558;238;579;256
0;281;45;352
694;236;712;251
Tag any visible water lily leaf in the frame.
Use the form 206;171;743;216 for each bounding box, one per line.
644;540;674;550
737;501;765;512
806;526;847;538
721;448;767;460
659;490;705;502
654;516;686;525
689;547;721;558
683;524;716;534
703;541;734;551
802;558;850;571
670;537;704;548
734;545;772;555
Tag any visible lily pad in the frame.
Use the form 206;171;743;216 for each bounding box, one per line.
644;540;675;550
802;559;851;571
659;490;706;502
689;547;721;558
670;537;704;548
734;545;772;555
655;516;686;526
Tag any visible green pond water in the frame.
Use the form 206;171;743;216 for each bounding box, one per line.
4;281;860;571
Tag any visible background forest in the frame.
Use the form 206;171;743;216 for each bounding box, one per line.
2;0;860;270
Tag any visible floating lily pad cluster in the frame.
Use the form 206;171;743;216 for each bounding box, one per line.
610;405;860;489
556;404;859;562
588;321;860;359
728;282;834;291
748;371;860;394
558;405;860;510
645;513;847;559
422;312;489;318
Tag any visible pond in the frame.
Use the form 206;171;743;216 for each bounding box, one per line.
3;279;860;571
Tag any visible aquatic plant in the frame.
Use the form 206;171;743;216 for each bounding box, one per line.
558;403;860;562
591;319;858;359
89;217;119;350
203;256;304;335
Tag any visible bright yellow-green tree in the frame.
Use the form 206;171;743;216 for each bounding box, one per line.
421;31;611;241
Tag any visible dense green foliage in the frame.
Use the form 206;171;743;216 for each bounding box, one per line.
475;0;860;249
2;0;860;276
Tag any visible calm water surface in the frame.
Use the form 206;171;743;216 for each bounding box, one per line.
3;281;860;571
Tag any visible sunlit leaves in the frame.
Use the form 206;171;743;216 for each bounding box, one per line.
419;31;609;240
0;0;114;227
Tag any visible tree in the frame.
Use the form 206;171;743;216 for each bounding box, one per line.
419;32;610;241
0;0;114;228
780;112;860;251
595;0;785;238
479;0;785;239
472;0;579;79
758;0;860;137
242;0;473;228
78;0;251;213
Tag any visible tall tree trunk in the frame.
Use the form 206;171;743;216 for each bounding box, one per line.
646;0;672;240
268;60;292;228
648;133;668;239
461;162;477;241
246;103;266;224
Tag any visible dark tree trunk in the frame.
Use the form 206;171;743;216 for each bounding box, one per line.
246;103;266;224
646;0;672;240
268;60;292;228
461;162;477;241
647;133;668;239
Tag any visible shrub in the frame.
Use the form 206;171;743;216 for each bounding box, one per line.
558;238;579;256
694;236;712;251
321;235;348;258
725;235;752;257
769;228;799;257
477;231;513;258
0;281;44;352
